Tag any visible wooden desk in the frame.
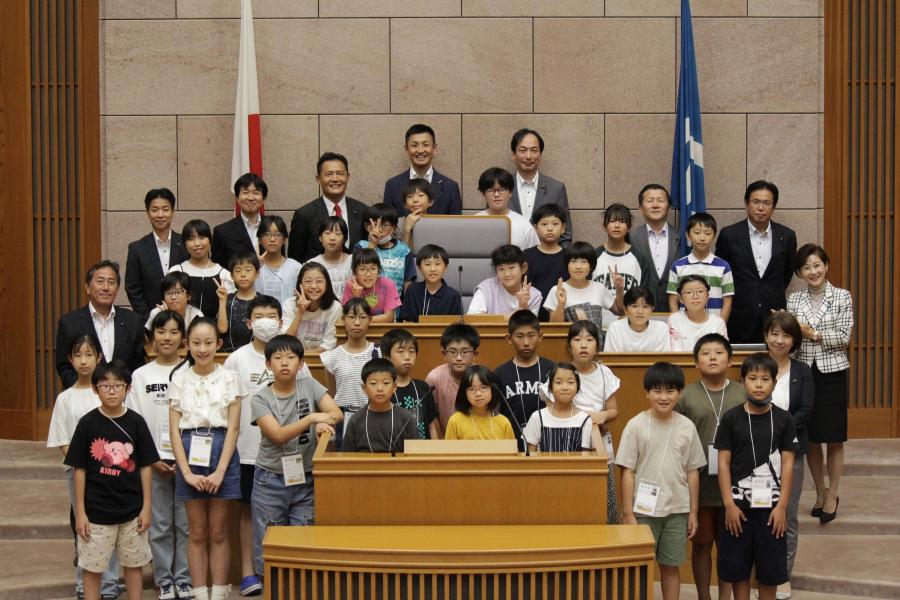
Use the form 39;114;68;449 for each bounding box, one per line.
263;524;656;600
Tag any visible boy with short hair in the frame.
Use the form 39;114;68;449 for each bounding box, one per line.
380;328;438;439
676;334;746;600
494;310;555;449
212;172;267;270
250;334;342;577
340;358;419;452
398;244;463;322
65;361;159;600
618;362;706;600
468;244;543;316
475;167;540;250
398;178;435;245
524;203;569;320
426;323;481;436
222;294;282;595
356;202;417;297
382;123;462;216
217;251;261;352
667;212;734;320
715;353;796;600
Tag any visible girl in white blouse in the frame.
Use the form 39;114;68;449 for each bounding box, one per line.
167;317;242;600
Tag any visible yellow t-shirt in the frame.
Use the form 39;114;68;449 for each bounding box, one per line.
444;412;515;440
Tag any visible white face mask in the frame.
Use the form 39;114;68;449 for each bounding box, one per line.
378;233;393;245
250;318;280;343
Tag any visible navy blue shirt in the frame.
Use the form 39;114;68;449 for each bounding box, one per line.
399;280;463;322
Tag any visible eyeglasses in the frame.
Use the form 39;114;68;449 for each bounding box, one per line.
262;232;284;239
164;289;186;299
445;349;473;358
680;290;707;297
749;199;774;207
485;187;508;197
97;383;127;393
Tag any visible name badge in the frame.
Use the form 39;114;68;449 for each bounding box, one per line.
160;419;172;453
751;476;773;508
707;445;718;475
281;455;306;486
188;433;212;467
634;480;661;516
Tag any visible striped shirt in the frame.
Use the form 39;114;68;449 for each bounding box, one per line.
666;252;735;315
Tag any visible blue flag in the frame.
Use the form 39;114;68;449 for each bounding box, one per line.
671;0;705;256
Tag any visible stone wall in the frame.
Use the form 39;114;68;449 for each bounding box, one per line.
100;0;823;303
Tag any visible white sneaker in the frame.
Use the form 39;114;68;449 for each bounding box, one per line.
159;584;176;600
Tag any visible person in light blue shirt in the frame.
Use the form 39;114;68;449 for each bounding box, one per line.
354;203;416;299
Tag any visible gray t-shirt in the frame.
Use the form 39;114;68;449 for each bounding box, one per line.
250;376;328;475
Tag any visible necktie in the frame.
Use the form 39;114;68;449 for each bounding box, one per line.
333;203;342;218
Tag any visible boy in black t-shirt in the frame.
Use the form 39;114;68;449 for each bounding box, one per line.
380;328;438;439
65;361;159;600
524;204;568;321
494;310;555;450
341;358;419;452
714;353;796;600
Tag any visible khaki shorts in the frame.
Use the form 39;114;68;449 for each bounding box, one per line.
77;516;151;573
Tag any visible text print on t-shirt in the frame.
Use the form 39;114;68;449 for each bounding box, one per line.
91;437;136;476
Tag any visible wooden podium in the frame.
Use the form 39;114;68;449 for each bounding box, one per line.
262;433;656;599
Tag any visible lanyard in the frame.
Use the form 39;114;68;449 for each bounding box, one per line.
423;291;431;316
701;380;728;439
645;412;673;484
747;407;774;467
513;359;542;424
394;382;422;429
469;413;496;440
365;406;395;453
101;408;134;444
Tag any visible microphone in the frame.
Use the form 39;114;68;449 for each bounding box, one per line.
492;383;530;457
458;264;466;323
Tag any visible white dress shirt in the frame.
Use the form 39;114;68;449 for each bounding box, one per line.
515;171;539;222
89;302;116;360
647;224;669;278
153;230;172;273
242;212;261;248
409;165;433;183
748;219;773;277
323;196;349;233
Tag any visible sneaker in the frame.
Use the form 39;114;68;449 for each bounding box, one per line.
239;575;262;596
176;582;195;599
101;595;118;600
159;584;176;600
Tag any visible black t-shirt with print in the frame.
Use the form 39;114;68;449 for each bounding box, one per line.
495;357;556;447
393;379;437;439
65;407;160;524
715;404;796;509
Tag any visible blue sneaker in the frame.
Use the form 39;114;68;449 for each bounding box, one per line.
239;575;262;596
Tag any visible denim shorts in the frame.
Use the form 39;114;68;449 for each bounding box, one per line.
175;428;241;501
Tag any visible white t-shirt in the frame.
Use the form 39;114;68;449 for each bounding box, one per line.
320;343;376;411
167;364;241;430
543;280;615;329
308;254;352;299
281;299;342;351
223;344;273;464
772;372;791;411
475;210;540;250
126;360;182;459
604;319;670;352
168;261;236;292
523;407;594;450
593;248;644;327
573;362;621;462
145;305;204;330
47;387;100;448
256;258;303;304
667;311;729;352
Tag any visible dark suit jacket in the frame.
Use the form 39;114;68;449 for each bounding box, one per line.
288;197;368;263
629;223;680;312
715;219;797;343
211;216;258;270
509;172;572;246
788;358;815;455
55;306;146;388
124;232;189;318
383;169;462;216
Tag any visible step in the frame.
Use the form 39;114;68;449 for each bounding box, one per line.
798;476;900;536
0;440;65;480
792;535;900;598
843;439;900;477
0;539;81;600
0;479;70;540
662;583;873;600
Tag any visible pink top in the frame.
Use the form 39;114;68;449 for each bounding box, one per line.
425;363;461;437
340;275;402;316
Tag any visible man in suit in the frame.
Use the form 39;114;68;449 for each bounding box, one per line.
211;172;266;269
56;260;146;388
288;152;368;263
629;184;681;312
716;180;798;343
508;128;573;246
383;123;462;216
124;188;189;319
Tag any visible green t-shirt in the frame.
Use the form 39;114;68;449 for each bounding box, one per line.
676;379;746;507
